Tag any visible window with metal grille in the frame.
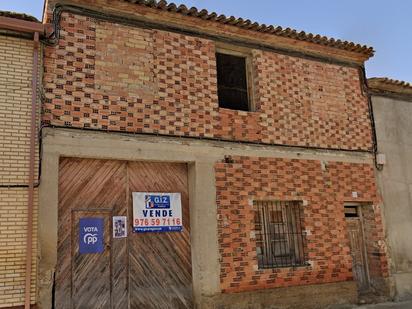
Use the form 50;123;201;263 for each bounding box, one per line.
254;200;308;269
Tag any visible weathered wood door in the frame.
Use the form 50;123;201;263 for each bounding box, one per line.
128;162;193;309
71;210;112;309
346;217;369;292
56;158;192;308
56;159;128;309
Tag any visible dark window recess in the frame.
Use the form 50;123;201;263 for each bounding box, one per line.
254;200;308;269
344;206;359;218
216;52;249;111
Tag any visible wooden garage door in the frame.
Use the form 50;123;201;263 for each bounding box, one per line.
56;158;192;309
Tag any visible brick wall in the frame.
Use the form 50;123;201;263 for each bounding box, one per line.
215;156;388;293
253;50;372;149
0;189;38;308
43;7;373;150
0;35;39;307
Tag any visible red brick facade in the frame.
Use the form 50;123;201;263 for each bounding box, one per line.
215;156;388;293
40;0;388;300
43;8;372;150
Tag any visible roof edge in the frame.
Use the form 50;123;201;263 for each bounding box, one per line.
122;0;374;59
0;11;39;23
0;15;46;35
368;77;412;100
46;0;373;63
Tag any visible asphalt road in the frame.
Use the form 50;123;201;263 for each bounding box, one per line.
356;300;412;308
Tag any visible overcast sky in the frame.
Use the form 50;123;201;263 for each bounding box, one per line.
1;0;410;82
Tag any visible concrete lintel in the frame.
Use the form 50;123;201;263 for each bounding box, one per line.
42;127;374;164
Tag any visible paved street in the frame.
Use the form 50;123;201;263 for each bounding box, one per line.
355;300;412;308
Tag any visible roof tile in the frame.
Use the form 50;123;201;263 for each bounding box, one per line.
368;77;412;97
122;0;374;57
0;11;39;23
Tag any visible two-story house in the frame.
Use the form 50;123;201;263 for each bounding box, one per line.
0;0;391;308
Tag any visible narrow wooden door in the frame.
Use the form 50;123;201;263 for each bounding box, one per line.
71;210;112;309
56;158;128;309
128;162;193;309
346;217;369;291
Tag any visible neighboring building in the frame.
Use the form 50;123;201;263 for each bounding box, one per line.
0;0;393;308
369;77;412;301
0;11;44;309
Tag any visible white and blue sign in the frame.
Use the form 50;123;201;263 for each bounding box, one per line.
145;195;170;209
79;217;104;254
133;192;182;233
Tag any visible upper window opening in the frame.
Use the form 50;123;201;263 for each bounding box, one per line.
216;52;250;111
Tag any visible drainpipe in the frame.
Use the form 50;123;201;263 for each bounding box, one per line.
24;31;40;309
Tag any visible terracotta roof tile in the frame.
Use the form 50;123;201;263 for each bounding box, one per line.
123;0;374;57
368;77;412;98
0;11;39;23
369;77;412;88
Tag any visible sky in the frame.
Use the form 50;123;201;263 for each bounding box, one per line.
1;0;411;82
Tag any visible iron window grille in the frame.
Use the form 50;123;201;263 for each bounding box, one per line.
254;200;308;269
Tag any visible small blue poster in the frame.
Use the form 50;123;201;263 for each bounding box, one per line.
79;217;104;254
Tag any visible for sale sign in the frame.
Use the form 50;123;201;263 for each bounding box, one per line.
133;192;182;233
